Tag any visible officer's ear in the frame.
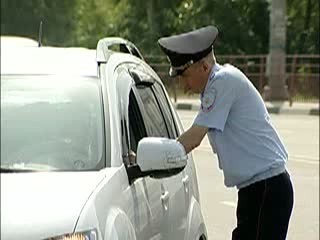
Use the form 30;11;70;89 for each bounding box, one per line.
200;60;210;73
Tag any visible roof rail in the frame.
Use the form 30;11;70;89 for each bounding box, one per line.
96;37;144;63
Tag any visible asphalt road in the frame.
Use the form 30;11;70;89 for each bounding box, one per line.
177;110;319;240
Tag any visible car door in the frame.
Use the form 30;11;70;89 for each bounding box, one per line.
116;66;165;240
151;81;190;239
132;68;189;239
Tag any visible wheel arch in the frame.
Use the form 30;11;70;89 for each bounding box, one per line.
185;196;208;240
104;207;137;240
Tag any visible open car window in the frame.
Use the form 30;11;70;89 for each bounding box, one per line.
135;85;170;138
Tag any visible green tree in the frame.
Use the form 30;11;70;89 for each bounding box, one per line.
1;0;78;46
287;0;319;54
2;0;318;54
71;0;131;48
169;0;270;54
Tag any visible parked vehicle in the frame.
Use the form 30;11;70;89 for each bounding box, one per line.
1;35;38;47
0;36;208;240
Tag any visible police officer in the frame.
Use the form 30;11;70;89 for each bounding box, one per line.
158;26;294;240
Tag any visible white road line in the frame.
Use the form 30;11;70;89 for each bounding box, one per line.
289;157;319;165
221;201;237;208
196;148;319;165
290;155;319;161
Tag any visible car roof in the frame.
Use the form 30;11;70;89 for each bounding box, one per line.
1;36;39;47
1;45;98;77
1;37;163;85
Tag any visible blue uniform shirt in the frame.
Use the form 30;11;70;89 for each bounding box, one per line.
194;63;288;189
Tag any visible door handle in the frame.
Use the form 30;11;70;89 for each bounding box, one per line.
182;175;189;193
161;191;170;211
161;191;169;202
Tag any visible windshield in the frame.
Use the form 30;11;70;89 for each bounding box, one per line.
1;75;105;171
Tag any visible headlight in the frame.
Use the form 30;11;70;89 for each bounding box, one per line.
46;229;97;240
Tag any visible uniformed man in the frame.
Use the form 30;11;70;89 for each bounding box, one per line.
158;26;294;240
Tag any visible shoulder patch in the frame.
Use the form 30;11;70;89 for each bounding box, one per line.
201;88;216;112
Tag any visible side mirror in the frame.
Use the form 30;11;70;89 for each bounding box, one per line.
127;137;187;181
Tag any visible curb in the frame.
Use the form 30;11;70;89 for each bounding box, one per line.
175;103;319;116
175;103;199;111
267;107;319;116
310;108;320;116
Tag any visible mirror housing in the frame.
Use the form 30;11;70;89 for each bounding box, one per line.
127;137;187;181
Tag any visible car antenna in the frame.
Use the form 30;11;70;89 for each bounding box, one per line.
38;21;43;47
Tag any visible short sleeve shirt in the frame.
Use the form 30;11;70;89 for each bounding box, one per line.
194;63;288;188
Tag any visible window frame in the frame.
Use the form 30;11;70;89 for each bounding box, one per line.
115;62;178;166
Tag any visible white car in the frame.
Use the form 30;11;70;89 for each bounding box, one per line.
1;37;208;240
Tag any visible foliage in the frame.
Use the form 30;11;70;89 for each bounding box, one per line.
170;0;270;54
71;0;131;48
1;0;78;46
1;0;319;54
287;0;319;54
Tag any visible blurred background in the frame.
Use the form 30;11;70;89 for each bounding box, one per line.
1;0;319;102
1;1;319;239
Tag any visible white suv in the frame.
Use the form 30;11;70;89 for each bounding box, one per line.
1;37;208;240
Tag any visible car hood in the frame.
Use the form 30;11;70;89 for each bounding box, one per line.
1;170;112;240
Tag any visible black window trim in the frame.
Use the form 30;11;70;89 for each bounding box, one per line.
128;88;147;152
99;63;111;168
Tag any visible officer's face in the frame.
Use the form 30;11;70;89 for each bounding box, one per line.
179;61;210;94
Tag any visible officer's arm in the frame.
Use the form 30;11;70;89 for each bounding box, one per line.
177;125;208;154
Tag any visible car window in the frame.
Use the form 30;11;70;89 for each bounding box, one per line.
1;75;105;171
152;82;178;138
135;85;170;138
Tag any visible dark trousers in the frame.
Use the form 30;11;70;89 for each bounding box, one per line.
232;171;294;240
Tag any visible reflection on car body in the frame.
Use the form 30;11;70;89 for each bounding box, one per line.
0;36;208;240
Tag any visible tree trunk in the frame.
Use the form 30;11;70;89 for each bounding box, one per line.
147;0;159;40
298;0;312;53
267;0;288;100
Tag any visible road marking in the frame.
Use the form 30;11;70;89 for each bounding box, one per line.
221;201;237;208
289;157;319;165
196;148;319;165
290;155;319;161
